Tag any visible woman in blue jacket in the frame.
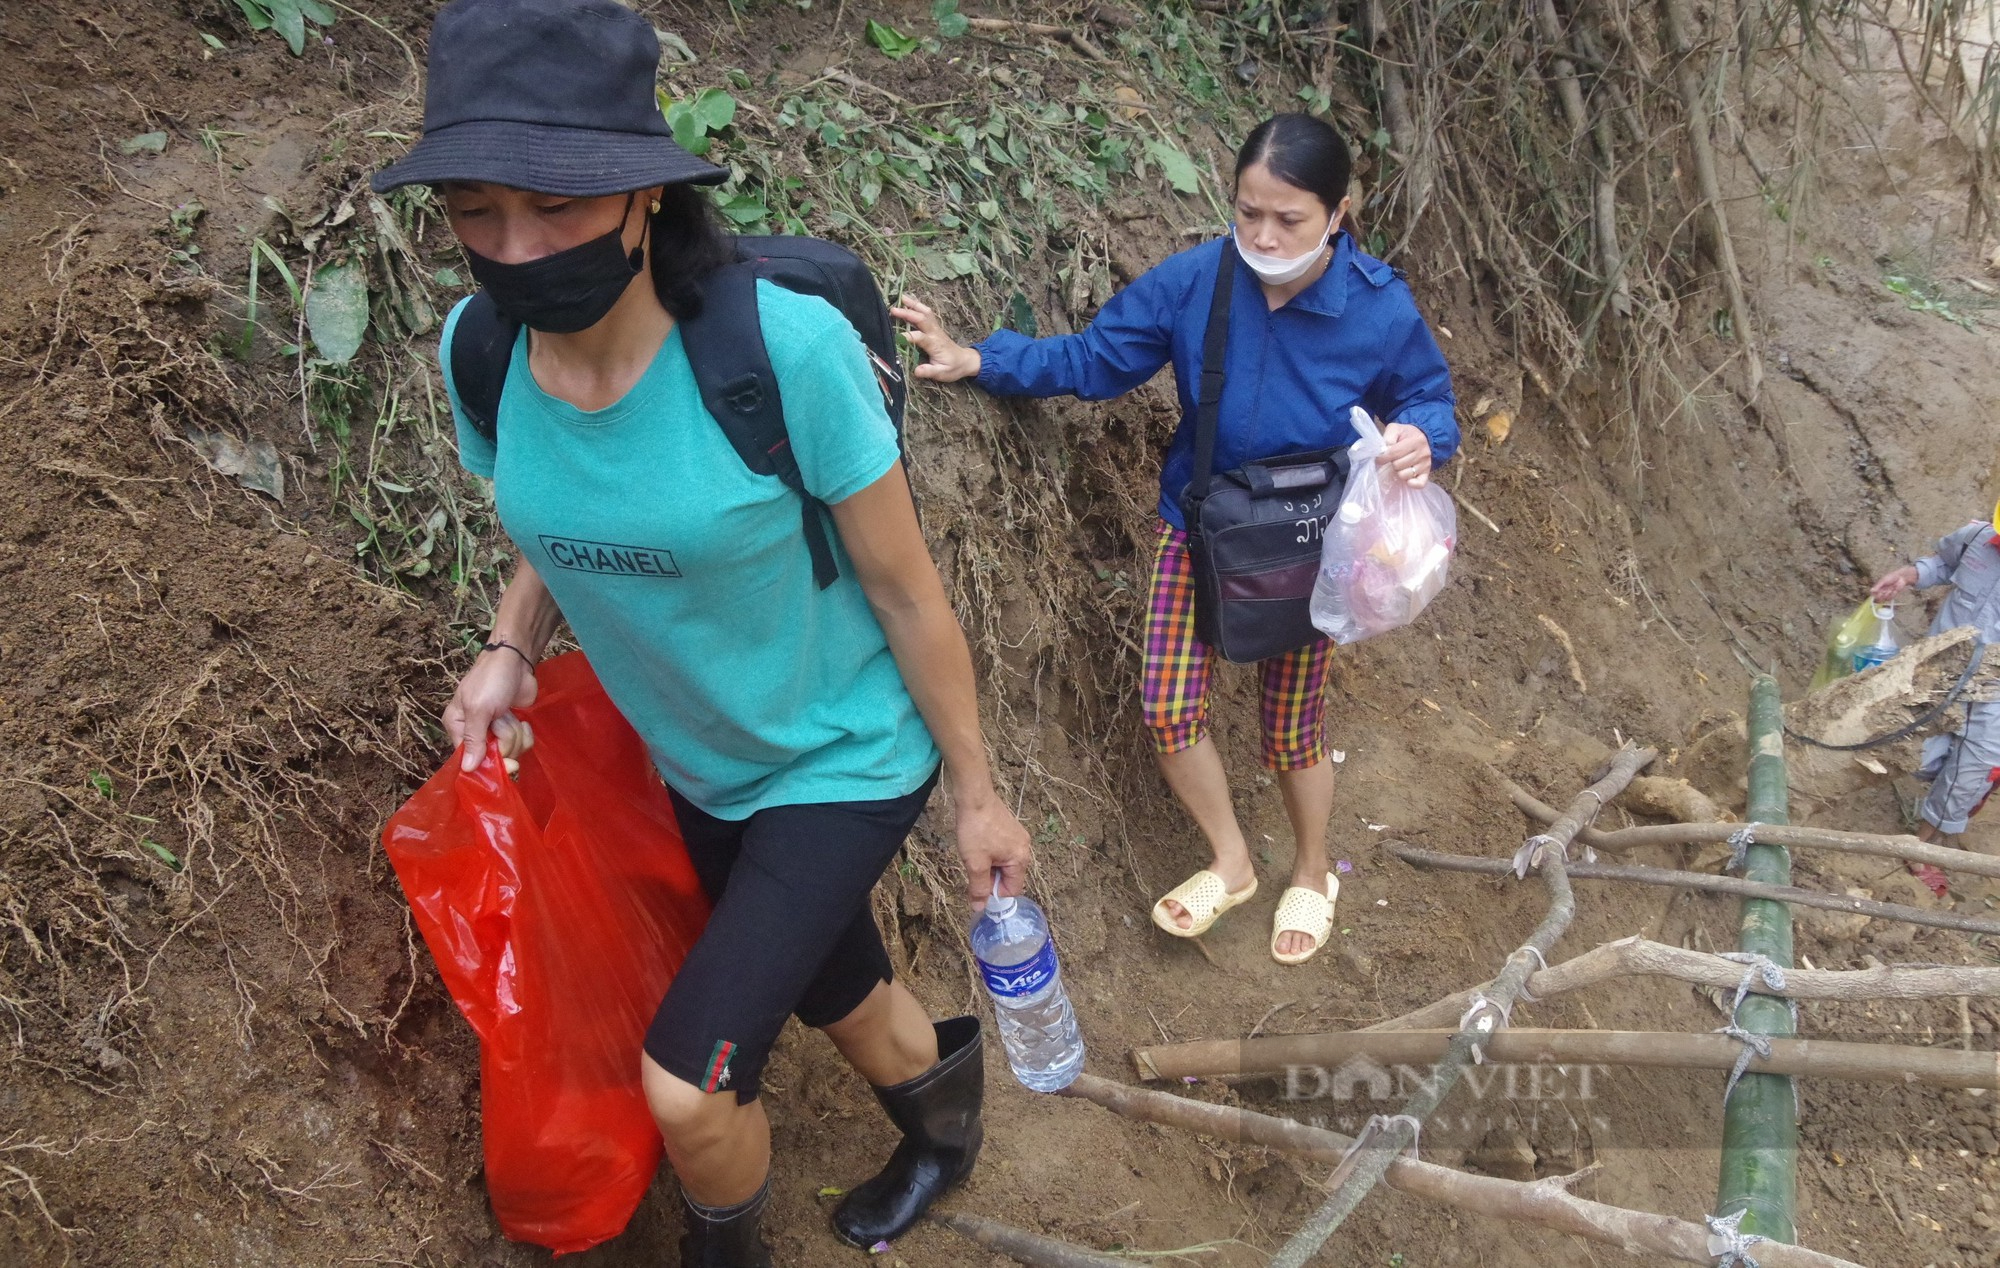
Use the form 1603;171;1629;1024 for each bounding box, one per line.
897;114;1457;965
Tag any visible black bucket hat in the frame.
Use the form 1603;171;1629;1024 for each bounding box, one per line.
371;0;726;197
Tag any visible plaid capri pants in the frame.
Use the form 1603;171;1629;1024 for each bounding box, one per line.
1142;520;1334;771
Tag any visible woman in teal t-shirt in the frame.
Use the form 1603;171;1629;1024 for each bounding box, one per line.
371;2;1031;1264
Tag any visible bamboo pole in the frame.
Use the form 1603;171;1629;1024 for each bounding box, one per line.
1265;746;1656;1268
1128;1027;2000;1089
1361;935;2000;1033
1063;1075;1864;1268
1508;783;2000;879
1722;674;1796;1242
1387;845;2000;936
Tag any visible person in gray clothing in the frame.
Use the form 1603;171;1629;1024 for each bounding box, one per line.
1871;504;2000;843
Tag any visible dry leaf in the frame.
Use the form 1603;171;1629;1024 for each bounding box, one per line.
1484;411;1513;443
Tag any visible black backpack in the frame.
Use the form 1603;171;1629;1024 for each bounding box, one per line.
449;235;908;590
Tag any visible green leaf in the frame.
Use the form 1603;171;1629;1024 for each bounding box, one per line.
865;18;919;60
943;250;976;277
1005;291;1037;337
694;87;737;133
433;266;463;287
121;131;168;155
253;239;301;307
306;261;370;364
232;0;273;31
1145;138;1202;194
932;0;969;37
142;839;182;870
200;32;227;49
89;773;115;800
914;249;957;282
265;0;307;54
718;192;769;226
297;0;336;25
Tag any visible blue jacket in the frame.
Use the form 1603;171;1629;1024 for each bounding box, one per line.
974;232;1459;530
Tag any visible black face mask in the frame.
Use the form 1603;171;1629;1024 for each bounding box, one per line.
463;194;647;334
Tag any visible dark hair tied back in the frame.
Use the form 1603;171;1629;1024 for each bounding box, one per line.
648;183;734;321
1235;114;1352;213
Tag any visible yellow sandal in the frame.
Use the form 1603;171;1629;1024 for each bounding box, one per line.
1270;873;1339;965
1150;870;1258;938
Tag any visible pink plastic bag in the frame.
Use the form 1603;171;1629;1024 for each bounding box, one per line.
1310;406;1457;644
382;653;710;1253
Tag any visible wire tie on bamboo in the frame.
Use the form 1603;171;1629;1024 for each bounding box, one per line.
1704;1208;1766;1267
1725;823;1763;874
1458;992;1513;1064
1337;1113;1425;1169
1512;944;1551;1002
1716;951;1789;1015
1513;833;1563;880
1714;1022;1775;1105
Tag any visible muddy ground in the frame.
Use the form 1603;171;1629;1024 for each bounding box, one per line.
2;2;1998;1266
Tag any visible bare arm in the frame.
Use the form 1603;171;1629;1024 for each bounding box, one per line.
830;466;1033;908
443;556;565;772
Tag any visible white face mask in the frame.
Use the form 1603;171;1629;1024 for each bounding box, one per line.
1234;213;1339;285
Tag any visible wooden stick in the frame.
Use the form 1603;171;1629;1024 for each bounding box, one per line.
1363;935;2000;1032
1389;844;2000;937
964;17;1106;60
1130;1027;2000;1089
1063;1075;1864;1268
1510;782;2000;879
929;1211;1129;1267
1267;746;1657;1268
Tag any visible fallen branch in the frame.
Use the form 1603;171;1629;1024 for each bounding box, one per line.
1388;843;2000;936
1510;782;2000;879
1131;1027;2000;1089
1062;1075;1864;1268
1267;745;1656;1267
929;1211;1129;1267
1363;935;2000;1032
964;17;1106;60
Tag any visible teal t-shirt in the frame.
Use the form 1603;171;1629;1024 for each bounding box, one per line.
440;284;940;819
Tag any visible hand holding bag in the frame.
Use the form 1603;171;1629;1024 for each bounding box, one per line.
1180;243;1350;664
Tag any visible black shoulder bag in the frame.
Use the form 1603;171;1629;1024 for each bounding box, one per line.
1178;244;1350;664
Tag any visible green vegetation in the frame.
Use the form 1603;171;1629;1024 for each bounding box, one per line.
231;0;335;56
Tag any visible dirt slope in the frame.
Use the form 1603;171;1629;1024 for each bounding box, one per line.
1;3;1996;1267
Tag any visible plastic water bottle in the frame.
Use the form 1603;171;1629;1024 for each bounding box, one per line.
1852;602;1901;672
971;890;1084;1092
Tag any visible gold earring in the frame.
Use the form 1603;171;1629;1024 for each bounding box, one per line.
649;198;662;213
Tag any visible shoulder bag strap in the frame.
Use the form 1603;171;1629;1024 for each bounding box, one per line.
1186;240;1237;505
682;260;840;590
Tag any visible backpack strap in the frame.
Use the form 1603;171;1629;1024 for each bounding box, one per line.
680;262;841;591
449;291;521;443
1185;240;1238;506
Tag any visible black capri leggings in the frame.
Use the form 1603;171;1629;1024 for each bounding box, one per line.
644;767;940;1104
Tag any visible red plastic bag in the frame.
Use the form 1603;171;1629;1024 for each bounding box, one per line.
382;653;709;1253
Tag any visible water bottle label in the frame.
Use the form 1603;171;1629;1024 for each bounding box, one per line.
1853;647;1892;671
977;937;1058;999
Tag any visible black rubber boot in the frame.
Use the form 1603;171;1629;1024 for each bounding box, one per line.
832;1015;984;1247
679;1176;774;1268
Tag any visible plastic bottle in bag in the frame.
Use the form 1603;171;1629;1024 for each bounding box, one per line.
1851;602;1900;672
